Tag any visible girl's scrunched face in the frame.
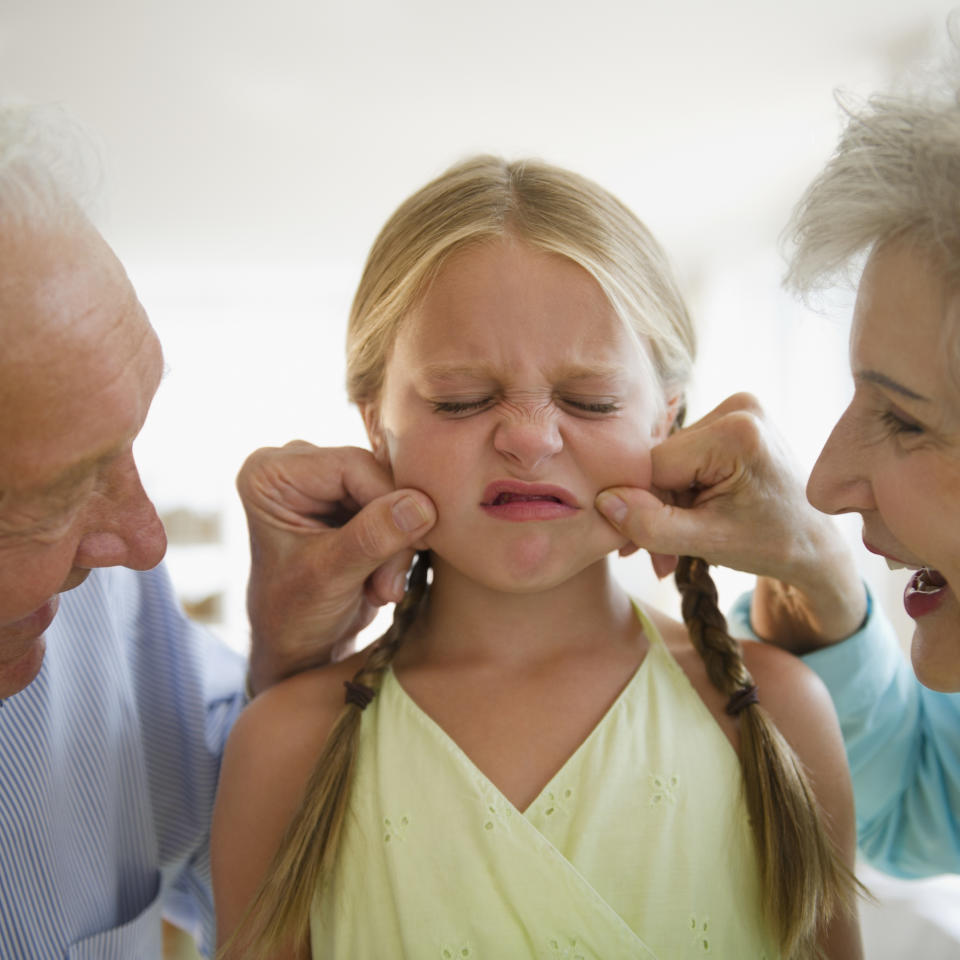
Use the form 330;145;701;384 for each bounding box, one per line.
362;236;677;594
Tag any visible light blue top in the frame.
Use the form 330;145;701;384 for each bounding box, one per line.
730;589;960;878
0;564;245;959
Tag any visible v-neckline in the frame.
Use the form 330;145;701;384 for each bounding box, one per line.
384;605;660;816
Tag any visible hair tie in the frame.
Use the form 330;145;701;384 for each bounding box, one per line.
725;684;759;716
343;680;376;710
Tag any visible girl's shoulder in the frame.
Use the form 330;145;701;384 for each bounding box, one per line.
234;649;368;759
212;650;369;955
642;604;840;755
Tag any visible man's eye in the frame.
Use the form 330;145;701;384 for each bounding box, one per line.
431;398;493;415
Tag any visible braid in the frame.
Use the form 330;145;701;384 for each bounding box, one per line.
225;552;432;959
675;556;858;960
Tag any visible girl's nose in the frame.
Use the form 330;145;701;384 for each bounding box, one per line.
492;410;563;472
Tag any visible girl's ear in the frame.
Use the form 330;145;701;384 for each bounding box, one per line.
655;392;684;441
360;403;390;467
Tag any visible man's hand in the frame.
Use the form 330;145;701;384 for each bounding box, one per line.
595;394;867;652
237;442;436;693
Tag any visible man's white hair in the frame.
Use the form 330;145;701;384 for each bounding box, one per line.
0;102;100;230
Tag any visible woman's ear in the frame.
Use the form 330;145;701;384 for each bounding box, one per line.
360;403;390;467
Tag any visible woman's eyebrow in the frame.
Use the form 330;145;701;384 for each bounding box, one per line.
856;369;930;402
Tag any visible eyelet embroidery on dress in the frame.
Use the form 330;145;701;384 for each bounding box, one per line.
546;935;587;959
440;944;473;958
649;773;679;807
482;796;514;832
541;786;574;818
382;815;410;843
687;914;711;954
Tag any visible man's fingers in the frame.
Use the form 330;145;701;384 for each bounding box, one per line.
238;443;398;520
334;489;436;582
366;548;419;605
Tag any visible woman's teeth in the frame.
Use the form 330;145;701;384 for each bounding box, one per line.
885;558;921;571
908;567;948;594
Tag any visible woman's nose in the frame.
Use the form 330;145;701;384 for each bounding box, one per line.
807;405;876;517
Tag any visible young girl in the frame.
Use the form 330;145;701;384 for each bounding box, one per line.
212;157;862;959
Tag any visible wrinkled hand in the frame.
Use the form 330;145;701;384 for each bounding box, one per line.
595;394;866;651
237;442;436;692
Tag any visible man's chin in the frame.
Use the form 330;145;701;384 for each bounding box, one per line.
0;595;60;699
0;636;47;699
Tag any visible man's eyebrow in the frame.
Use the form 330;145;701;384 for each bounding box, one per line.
856;370;930;402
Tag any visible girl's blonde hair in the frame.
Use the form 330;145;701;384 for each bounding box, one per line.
230;156;856;960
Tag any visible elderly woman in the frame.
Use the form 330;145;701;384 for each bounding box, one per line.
596;74;960;878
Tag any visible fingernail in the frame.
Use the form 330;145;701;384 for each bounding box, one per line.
595;491;627;526
392;495;429;533
391;572;406;600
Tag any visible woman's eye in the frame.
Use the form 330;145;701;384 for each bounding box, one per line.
880;410;924;436
562;397;620;415
431;398;493;415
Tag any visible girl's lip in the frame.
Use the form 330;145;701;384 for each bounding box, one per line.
480;480;579;508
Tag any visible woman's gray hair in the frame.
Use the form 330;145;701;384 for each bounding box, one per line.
784;65;960;294
0;102;99;230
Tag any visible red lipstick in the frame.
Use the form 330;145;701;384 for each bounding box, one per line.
904;568;949;619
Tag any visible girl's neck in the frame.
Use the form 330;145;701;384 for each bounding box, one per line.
404;556;638;669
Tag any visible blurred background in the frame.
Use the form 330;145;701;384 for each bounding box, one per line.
4;1;960;954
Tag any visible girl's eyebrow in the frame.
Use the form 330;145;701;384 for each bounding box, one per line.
420;361;628;384
420;363;498;384
856;369;929;402
554;362;627;382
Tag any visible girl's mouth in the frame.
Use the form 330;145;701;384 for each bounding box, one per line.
491;492;562;505
903;567;950;619
480;481;578;521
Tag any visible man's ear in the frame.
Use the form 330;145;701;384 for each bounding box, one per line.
360;403;390;467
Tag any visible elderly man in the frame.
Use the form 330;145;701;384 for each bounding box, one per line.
0;105;435;958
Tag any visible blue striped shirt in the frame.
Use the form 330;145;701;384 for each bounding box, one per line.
0;564;246;959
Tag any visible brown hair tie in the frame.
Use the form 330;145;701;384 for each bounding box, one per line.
343;680;376;710
725;684;759;716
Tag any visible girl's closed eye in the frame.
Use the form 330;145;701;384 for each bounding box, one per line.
431;397;495;416
561;396;621;416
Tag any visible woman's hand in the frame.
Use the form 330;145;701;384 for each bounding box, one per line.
596;393;867;652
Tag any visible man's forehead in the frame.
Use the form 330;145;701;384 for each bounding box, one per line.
0;219;140;372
